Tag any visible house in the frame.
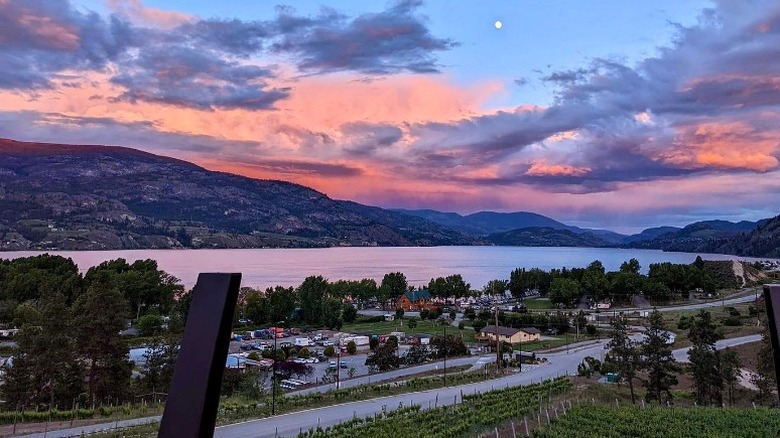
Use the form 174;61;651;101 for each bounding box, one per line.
479;325;541;343
396;290;434;311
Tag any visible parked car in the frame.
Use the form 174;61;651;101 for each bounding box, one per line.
340;360;349;369
328;360;337;369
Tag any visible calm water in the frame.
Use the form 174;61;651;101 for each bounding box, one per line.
1;246;773;290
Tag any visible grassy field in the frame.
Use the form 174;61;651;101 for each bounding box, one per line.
342;317;477;342
535;404;780;438
523;298;555;310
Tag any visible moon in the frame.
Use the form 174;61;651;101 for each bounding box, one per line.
494;20;503;29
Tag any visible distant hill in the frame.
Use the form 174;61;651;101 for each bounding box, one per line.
486;227;611;247
396;208;627;243
626;219;764;253
622;226;682;244
0;138;476;250
708;215;780;258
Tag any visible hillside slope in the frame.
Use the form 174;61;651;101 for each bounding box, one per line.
0;138;475;250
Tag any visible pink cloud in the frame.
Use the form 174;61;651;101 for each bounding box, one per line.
106;0;193;29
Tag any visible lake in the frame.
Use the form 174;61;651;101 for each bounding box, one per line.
1;246;773;290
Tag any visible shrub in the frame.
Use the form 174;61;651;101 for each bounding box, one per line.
346;341;357;355
324;345;335;357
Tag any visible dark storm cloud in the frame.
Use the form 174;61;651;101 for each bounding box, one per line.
0;110;266;155
397;0;780;190
226;157;363;178
110;46;290;111
0;0;128;89
340;121;404;155
269;0;457;74
0;0;456;108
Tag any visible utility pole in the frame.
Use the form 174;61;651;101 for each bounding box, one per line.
336;351;341;390
443;324;447;386
495;304;501;373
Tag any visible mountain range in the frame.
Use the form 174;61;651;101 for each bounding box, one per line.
0;138;778;257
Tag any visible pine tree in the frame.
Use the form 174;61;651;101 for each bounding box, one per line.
640;309;679;404
72;276;132;405
719;349;742;406
688;310;722;405
606;313;639;403
2;293;83;409
752;309;776;404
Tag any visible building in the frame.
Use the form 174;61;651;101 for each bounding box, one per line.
479;325;541;343
396;290;434;311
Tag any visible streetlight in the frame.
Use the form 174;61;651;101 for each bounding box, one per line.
336;349;341;390
271;320;285;416
443;324;447;386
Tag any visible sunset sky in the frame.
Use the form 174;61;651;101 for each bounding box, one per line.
1;0;779;233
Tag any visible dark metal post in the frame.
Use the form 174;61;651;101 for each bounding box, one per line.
761;284;780;400
443;324;447;386
159;273;242;438
336;351;341;390
272;332;278;415
495;305;501;372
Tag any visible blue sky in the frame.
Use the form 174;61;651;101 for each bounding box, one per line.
1;0;779;232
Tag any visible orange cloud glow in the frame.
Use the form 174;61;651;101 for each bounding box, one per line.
526;161;591;177
671;120;780;172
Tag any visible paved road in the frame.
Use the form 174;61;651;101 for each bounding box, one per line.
213;334;762;438
20;334;761;438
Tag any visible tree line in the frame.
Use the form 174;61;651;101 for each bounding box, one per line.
509;257;738;307
0;255;186;410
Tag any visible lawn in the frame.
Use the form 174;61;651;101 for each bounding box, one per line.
342;317;477;342
521;297;555;310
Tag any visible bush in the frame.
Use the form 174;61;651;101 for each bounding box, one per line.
247;351;261;361
586;324;597;336
722;316;742;326
458;321;465;330
472;319;487;333
298;347;311;359
346;341;357;355
324;345;335;357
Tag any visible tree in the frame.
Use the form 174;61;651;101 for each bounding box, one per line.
379;272;407;302
71;277;133;405
342;303;358;323
483;279;508;296
753;310;776;404
720;349;742;406
472;319;487;333
298;348;311;359
405;344;429;365
322;298;343;330
298;276;330;326
84;258;182;317
431;334;467;358
137;313;164;337
688;310;722;406
2;293;83;409
346;341;357;355
265;286;297;324
141;335;179;394
620;258;641;274
549;278;580;308
323;346;335;357
428;275;471;299
582;260;608;301
407;318;417;330
395;308;404;320
365;343;400;372
605;314;639;403
639;309;679;404
369;336;379;351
